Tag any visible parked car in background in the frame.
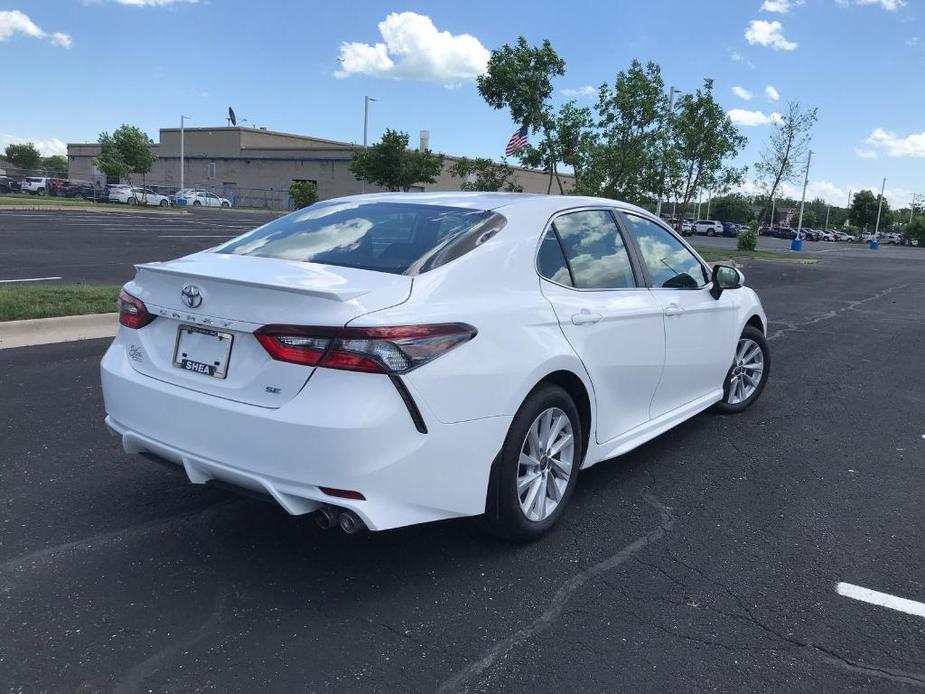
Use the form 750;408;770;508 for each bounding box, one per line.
21;177;49;195
880;233;903;245
691;220;724;236
832;231;854;242
134;187;171;207
0;176;21;194
101;192;770;539
176;190;232;208
721;222;740;237
56;180;96;198
817;229;835;241
680;219;695;236
773;227;799;240
801;228;820;242
108;185;139;204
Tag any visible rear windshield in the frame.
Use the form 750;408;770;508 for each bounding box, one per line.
215;201;506;275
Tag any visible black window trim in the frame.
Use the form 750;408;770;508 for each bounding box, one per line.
616;210;712;291
534;206;644;292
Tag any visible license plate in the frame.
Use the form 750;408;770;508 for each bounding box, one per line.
172;325;234;379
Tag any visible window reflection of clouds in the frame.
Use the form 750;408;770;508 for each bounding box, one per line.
629;218;706;288
230;219;373;260
554;211;635;289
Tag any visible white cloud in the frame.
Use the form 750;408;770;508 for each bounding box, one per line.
739;177;916;208
0;133;67;157
761;0;804;13
745;20;798;50
561;85;597;99
732;86;753;100
729;51;756;69
855;147;878;159
765;85;780;101
336;12;489;85
727;109;784;126
864;127;925;157
0;10;72;48
836;0;906;10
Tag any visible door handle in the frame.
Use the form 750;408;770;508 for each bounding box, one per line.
571;310;603;326
664;304;684;317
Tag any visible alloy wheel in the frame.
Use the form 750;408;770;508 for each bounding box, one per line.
727;338;764;404
517;407;575;522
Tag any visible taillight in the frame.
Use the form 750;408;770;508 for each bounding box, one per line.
117;289;155;329
254;323;477;374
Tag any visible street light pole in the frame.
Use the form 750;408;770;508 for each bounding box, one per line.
872;177;886;247
362;96;377;193
824;205;830;231
180;115;190;192
793;149;812;251
655;85;676;219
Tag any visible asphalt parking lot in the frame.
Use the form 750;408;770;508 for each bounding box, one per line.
2;212;925;692
0;208;276;285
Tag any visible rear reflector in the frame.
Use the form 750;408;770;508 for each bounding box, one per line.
319;486;366;501
254;323;477;374
117;289;155;329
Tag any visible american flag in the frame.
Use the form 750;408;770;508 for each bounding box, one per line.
505;125;528;156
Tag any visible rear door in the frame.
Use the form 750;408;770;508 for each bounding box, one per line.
538;209;666;444
619;212;738;418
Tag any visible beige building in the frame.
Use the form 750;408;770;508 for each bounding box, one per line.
67;126;574;208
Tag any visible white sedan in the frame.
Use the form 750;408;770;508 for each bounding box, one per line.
178;190;232;208
101;193;770;540
109;186;170;206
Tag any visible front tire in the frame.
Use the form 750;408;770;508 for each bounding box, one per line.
159;199;168;207
221;201;230;208
193;200;202;207
482;384;583;541
715;325;770;413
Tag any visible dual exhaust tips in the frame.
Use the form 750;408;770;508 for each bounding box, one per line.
314;505;366;534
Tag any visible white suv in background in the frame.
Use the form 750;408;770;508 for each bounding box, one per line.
21;177;49;195
692;220;724;236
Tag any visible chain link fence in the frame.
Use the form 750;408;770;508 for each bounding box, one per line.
0;165;294;210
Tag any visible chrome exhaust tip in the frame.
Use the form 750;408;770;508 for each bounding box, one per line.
338;509;366;534
314;506;339;530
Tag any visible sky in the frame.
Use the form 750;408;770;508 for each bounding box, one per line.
1;0;923;207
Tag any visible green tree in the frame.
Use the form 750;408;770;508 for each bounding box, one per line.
711;193;754;224
671;80;747;224
578;60;668;204
754;102;818;223
450;157;522;192
738;221;758;251
97;125;157;185
850;189;892;231
4;142;42;171
477;36;566;193
904;216;925;245
41;155;68;175
349;129;445;192
288;180;319;209
801;210;817;228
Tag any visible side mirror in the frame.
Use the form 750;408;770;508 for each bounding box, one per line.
710;264;743;299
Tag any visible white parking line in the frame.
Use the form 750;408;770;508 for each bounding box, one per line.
159;235;234;238
0;276;62;283
837;582;925;619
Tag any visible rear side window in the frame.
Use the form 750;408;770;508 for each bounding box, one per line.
551;210;636;289
536;229;573;286
216;201;506;275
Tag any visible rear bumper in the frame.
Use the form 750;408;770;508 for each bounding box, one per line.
101;338;512;530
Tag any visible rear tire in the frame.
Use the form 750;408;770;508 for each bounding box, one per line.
481;384;583;541
707;229;715;237
37;188;46;196
128;197;137;206
193;200;202;207
221;202;230;208
160;199;168;207
715;325;770;413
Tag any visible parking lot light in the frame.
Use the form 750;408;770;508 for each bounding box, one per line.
792;150;812;252
871;177;886;250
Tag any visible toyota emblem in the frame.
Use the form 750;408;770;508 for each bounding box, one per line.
181;284;203;308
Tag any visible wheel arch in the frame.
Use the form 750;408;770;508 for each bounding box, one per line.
530;369;592;461
745;314;765;335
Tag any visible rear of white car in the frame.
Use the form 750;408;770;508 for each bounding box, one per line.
21;177;48;195
101;197;521;530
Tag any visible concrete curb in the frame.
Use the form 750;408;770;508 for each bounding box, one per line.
0;313;117;349
0;205;189;215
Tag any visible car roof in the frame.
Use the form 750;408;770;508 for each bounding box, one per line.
316;191;654;217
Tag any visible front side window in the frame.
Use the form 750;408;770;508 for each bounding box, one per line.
550;210;636;289
623;214;708;289
216;201;506;275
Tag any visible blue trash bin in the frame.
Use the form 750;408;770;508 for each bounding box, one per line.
791;237;803;251
869;240;879;250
